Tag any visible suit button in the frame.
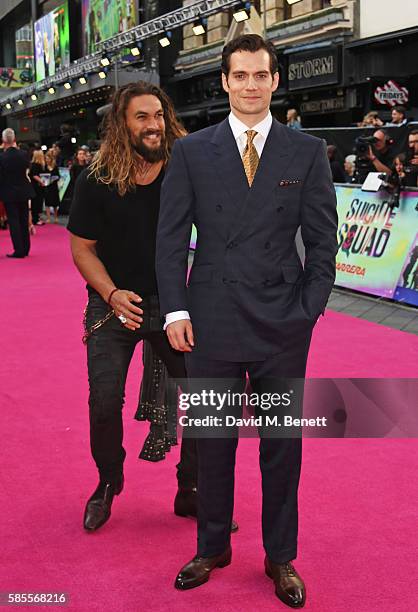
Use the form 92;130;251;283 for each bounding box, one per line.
222;277;227;283
264;241;271;249
276;206;284;213
216;204;222;212
227;241;237;249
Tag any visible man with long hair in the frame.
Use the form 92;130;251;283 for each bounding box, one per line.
67;82;199;532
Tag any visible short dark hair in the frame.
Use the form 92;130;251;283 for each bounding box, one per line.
374;128;391;143
393;105;406;116
221;34;278;77
409;129;418;136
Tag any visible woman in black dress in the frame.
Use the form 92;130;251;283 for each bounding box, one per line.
70;147;88;185
29;149;46;225
44;149;60;223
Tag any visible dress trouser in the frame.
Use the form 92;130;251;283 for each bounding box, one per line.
31;193;44;225
185;332;312;565
85;290;196;486
4;201;30;256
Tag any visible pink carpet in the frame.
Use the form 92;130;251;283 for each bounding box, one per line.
1;225;417;612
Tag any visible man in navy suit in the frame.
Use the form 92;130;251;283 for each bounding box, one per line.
0;128;34;258
156;35;337;607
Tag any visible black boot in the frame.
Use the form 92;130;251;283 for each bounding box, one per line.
83;476;124;532
174;487;238;533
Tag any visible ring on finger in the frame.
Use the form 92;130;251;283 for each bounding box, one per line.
118;313;128;325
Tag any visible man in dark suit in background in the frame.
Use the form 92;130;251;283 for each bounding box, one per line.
156;35;337;607
0;128;35;258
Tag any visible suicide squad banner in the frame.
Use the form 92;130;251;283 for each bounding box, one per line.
335;186;418;305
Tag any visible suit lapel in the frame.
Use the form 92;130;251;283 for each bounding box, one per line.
209;118;250;211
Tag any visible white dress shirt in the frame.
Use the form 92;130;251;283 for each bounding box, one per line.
164;111;273;329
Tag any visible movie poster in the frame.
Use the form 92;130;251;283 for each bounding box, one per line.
82;0;137;55
34;2;70;81
393;234;418;306
335;186;418;299
0;67;33;88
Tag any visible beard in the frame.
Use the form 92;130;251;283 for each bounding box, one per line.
130;129;166;163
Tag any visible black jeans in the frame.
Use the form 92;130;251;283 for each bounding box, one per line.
4;201;30;257
85;290;197;486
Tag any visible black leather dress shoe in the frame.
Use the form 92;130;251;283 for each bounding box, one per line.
175;546;232;590
265;557;306;608
83;476;124;532
6;253;24;258
174;487;239;533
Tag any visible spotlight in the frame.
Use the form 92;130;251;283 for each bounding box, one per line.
100;54;111;67
41;145;47;151
17;98;24;105
98;70;107;79
233;1;251;22
71;137;77;144
159;31;172;48
5;102;12;109
192;18;206;36
130;40;142;56
64;81;72;89
48;86;56;94
31;93;38;101
79;75;87;85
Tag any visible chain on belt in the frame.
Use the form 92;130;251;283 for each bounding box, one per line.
82;304;115;345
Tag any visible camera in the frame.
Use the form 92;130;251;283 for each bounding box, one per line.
352;136;377;183
378;171;401;209
353;136;378;158
402;149;418;186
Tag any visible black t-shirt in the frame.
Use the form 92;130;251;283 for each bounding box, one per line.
375;147;393;170
67;167;164;297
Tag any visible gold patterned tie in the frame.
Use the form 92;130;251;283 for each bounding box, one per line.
242;129;259;187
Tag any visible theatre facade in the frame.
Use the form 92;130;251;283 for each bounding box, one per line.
164;1;418;129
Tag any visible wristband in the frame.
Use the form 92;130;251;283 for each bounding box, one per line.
107;288;119;305
371;156;377;162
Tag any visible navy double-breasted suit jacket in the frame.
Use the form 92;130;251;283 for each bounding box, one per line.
156;117;338;361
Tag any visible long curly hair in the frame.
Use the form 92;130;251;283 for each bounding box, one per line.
89;81;187;196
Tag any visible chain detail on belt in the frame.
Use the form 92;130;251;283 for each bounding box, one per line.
82;304;115;345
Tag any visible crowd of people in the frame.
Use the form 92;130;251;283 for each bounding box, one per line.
2;99;418;259
325;105;418;187
0;130;93;256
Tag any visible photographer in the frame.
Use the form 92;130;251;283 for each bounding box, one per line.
367;129;394;174
353;129;393;183
402;129;418;187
